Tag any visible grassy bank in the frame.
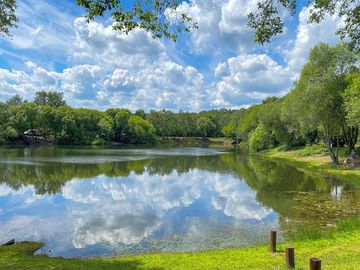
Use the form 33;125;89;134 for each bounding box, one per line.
1;225;360;270
258;145;360;181
158;137;233;147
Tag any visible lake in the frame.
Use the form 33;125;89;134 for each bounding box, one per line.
0;146;359;258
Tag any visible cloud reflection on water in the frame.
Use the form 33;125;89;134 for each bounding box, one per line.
0;168;275;257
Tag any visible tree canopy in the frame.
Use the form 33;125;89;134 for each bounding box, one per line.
248;0;360;51
0;0;17;37
34;91;67;107
0;91;234;145
287;43;358;163
344;72;360;128
0;0;359;49
76;0;198;42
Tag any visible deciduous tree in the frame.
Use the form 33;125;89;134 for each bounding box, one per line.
0;0;17;37
290;43;358;163
34;91;67;107
248;0;360;51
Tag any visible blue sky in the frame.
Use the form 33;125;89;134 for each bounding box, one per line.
0;0;343;111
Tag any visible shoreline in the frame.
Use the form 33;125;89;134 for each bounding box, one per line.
3;137;232;147
256;147;360;182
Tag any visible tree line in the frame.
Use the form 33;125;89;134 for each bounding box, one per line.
223;43;360;164
0;91;234;145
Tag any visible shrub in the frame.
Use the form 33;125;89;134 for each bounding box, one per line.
249;125;270;151
92;135;106;145
297;144;327;157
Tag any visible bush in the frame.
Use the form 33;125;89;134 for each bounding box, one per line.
238;141;249;152
92;135;106;145
0;126;18;144
249;125;270;151
297;144;327;157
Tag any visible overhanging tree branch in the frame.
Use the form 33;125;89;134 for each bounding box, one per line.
0;0;17;37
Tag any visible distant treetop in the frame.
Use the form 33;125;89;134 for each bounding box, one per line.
34;91;67;107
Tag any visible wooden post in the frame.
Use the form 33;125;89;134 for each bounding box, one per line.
269;230;277;253
285;247;295;268
310;258;321;270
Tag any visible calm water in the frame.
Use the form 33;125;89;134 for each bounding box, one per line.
0;146;359;258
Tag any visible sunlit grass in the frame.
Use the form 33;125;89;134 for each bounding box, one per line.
1;225;360;270
285;217;360;242
259;145;360;182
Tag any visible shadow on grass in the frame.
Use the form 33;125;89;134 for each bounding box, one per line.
0;242;165;270
0;259;165;270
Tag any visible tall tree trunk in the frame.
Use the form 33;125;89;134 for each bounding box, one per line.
342;126;359;154
325;137;338;164
336;132;340;164
349;127;358;152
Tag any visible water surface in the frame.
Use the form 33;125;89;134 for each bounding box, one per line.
0;146;359;258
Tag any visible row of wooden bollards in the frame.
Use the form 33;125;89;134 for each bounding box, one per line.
270;230;321;270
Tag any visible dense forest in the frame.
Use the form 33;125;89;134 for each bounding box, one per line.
0;43;359;164
0;90;235;145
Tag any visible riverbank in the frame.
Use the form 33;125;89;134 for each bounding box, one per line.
257;145;360;182
159;137;233;147
1;224;360;270
5;137;232;148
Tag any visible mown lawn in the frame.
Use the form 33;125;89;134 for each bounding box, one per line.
1;228;360;270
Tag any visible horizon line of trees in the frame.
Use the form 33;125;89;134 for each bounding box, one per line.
0;91;235;145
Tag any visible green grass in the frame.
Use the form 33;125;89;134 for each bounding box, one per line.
1;226;360;270
208;137;228;142
285;216;360;242
2;218;360;269
258;145;360;182
157;137;233;149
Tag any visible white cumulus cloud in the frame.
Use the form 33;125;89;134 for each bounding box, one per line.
212;54;293;107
